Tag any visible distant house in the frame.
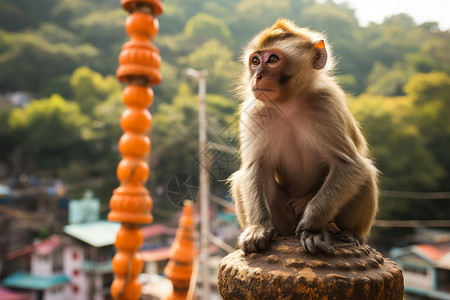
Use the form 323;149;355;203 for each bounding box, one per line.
68;190;100;225
3;221;176;300
3;235;71;300
390;243;450;300
3;191;176;299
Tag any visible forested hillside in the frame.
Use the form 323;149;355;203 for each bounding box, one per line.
0;0;449;236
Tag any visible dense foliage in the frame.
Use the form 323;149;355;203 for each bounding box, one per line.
0;0;449;236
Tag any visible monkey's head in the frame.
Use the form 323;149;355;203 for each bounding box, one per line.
240;19;330;103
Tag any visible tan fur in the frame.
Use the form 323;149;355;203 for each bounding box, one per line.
229;19;378;254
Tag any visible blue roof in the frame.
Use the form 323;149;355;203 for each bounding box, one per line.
3;272;70;290
0;185;11;196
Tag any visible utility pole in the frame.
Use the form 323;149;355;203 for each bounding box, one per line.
186;68;210;300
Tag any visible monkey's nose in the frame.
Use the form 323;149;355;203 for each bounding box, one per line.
256;75;263;80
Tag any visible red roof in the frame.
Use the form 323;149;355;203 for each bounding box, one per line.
0;286;32;300
140;247;171;262
415;244;450;261
6;245;34;260
141;224;176;239
35;235;62;255
6;235;62;260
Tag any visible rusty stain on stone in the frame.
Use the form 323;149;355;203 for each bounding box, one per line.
276;244;294;254
355;261;369;270
337;261;351;271
311;260;332;269
326;273;346;279
265;254;279;264
285;258;306;268
298;267;316;282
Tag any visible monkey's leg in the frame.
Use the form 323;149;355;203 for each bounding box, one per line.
236;163;275;254
295;159;370;254
335;175;378;242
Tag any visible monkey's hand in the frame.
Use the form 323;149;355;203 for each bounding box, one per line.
237;225;275;254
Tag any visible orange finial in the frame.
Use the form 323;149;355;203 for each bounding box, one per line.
164;201;196;300
108;0;163;299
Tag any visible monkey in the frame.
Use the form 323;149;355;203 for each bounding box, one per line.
229;18;378;255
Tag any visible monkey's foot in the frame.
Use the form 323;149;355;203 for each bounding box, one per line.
337;230;361;244
296;223;365;254
238;225;275;254
296;229;334;254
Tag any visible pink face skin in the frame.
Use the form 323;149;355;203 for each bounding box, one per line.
249;49;288;102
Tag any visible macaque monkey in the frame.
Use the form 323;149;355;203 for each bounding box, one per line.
229;19;378;254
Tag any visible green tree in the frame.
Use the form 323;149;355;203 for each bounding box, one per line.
150;83;238;203
184;13;233;47
0;0;57;31
49;0;94;29
350;94;444;192
36;23;79;45
0;30;98;96
365;62;411;96
8;94;93;171
70;66;121;115
186;39;239;96
298;1;368;92
152;61;180;106
229;0;291;49
71;9;127;74
0;106;20;174
350;94;445;221
405;72;450;189
92;91;123;154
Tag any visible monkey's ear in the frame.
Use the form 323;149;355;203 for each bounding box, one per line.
313;40;327;70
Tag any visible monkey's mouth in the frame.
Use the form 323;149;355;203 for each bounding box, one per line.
252;88;277;101
252;88;275;92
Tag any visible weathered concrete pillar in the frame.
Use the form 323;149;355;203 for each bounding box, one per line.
218;236;403;300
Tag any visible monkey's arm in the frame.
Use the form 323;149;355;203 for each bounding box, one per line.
298;94;372;229
234;162;276;253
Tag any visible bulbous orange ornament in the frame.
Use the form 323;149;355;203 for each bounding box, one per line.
118;133;151;157
115;225;144;251
123;85;154;107
117;158;149;183
125;12;159;38
111;278;142;300
112;251;144;277
120;107;152;133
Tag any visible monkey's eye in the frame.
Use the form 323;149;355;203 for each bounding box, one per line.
251;57;260;66
268;55;279;64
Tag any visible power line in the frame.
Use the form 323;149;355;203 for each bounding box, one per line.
381;190;450;200
374;220;450;228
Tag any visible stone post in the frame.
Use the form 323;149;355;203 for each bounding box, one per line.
218;236;404;300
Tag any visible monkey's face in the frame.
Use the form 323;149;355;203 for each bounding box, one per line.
248;49;291;102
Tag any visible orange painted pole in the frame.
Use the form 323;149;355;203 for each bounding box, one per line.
164;201;196;300
108;0;163;299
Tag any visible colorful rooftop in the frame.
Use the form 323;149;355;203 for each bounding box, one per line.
3;272;70;290
391;243;450;270
63;220;121;247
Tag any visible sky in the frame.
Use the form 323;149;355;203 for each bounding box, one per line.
331;0;450;31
